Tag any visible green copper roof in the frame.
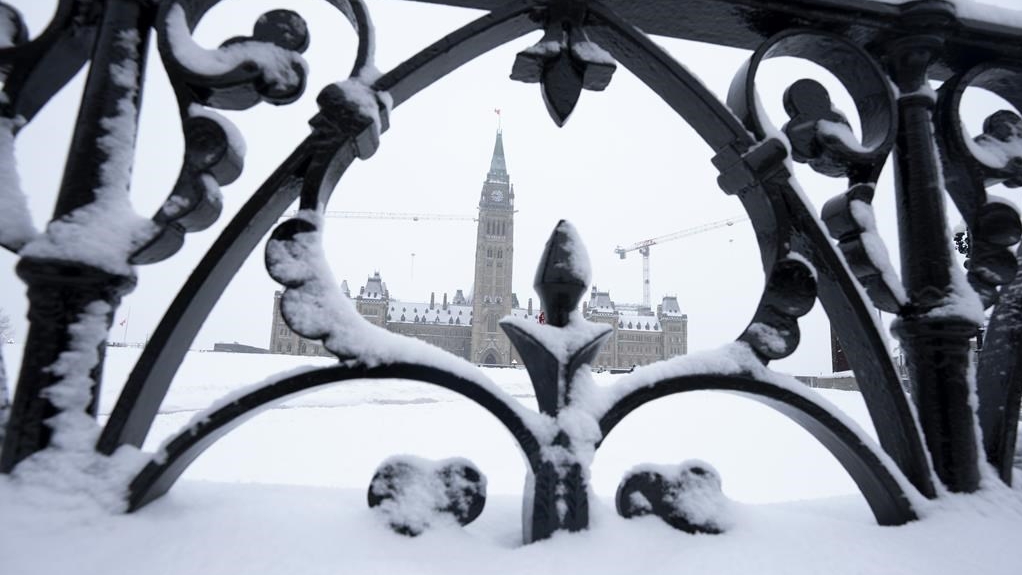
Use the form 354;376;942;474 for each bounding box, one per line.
488;129;507;180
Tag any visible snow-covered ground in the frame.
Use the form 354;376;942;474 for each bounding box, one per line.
2;346;1021;574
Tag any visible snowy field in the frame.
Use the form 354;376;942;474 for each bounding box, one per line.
2;345;1022;575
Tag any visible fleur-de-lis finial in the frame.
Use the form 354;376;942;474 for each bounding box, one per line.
501;221;609;415
534;220;590;327
509;2;616;126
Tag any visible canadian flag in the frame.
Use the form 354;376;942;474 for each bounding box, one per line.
494;108;501;116
119;318;126;327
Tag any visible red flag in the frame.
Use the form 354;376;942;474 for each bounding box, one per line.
494;108;501;115
119;318;126;326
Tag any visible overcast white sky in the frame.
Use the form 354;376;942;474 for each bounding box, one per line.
3;0;1019;377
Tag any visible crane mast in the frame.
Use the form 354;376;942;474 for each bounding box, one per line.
639;246;651;309
615;215;749;307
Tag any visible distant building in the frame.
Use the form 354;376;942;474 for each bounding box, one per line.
269;128;687;368
213;342;269;354
584;287;688;370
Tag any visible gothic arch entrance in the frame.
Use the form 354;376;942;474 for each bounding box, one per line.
482;351;499;365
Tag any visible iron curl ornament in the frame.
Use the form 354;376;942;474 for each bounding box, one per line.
1;0;1022;549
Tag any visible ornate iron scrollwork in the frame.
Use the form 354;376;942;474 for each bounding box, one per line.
934;63;1022;309
133;1;311;263
725;27;943;496
129;219;920;539
6;0;1022;550
933;61;1022;483
96;0;379;455
729;30;906;314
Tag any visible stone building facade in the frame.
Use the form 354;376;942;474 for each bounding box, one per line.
269;292;328;357
269;129;688;368
584;288;688;370
470;129;516;366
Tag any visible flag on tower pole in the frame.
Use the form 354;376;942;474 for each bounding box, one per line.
494;108;502;131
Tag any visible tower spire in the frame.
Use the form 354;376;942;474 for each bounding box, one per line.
488;127;507;182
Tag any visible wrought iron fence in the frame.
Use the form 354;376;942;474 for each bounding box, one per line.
1;0;1021;544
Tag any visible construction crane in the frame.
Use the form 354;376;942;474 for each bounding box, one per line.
281;210;476;221
615;215;750;307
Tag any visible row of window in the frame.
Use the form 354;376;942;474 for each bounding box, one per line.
389;306;467;315
619;334;660;343
391;314;466;325
619;321;659;331
485;220;508;236
618;345;662;354
274;341;323;355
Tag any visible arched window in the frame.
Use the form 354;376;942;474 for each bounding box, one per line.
487;314;498;332
497;249;502;258
487;248;492;258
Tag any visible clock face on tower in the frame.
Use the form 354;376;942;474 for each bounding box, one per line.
490;189;504;202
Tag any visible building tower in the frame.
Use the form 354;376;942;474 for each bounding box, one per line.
470;129;515;364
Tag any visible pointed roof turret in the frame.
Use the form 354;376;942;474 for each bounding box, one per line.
488;129;508;181
479;127;512;207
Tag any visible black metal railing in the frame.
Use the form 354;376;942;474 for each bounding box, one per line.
1;0;1020;544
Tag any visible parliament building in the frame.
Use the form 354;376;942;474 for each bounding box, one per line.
269;130;688;369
